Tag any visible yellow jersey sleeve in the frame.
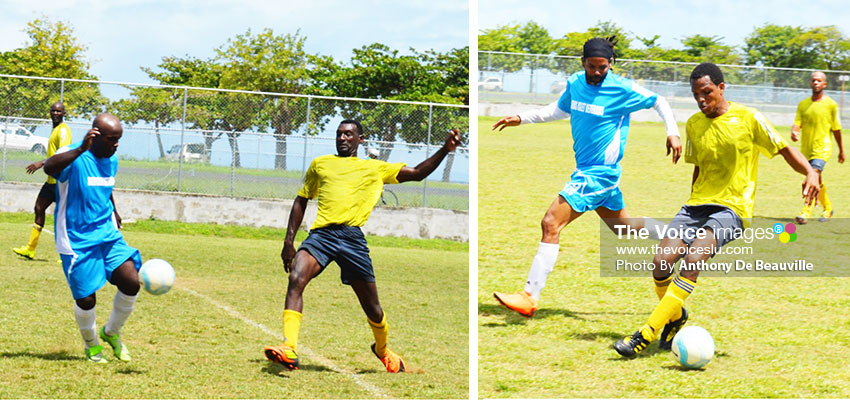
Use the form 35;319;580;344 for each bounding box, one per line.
751;111;786;158
830;100;842;131
375;160;405;184
297;159;319;199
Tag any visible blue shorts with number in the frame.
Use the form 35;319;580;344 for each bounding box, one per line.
558;167;625;213
61;238;142;299
299;225;374;285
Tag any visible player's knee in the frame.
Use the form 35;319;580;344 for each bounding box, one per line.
540;214;562;236
365;304;383;322
75;296;96;310
288;269;311;290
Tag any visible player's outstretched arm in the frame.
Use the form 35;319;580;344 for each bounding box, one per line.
44;127;99;176
396;129;462;183
778;146;820;206
833;129;844;164
25;159;45;174
281;196;308;273
652;96;682;164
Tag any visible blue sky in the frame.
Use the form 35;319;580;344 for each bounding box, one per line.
479;0;850;55
0;0;468;83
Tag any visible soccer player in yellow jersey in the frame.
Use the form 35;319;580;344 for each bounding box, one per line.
13;102;73;259
614;63;820;357
264;120;461;372
791;71;844;224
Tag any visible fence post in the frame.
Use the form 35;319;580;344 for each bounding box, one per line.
424;104;432;208
60;79;65;102
302;96;311;176
1;117;8;181
178;87;187;192
231;132;236;196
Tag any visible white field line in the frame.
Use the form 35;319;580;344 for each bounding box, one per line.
179;287;385;398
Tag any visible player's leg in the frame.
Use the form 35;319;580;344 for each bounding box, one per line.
63;248;109;363
595;206;667;240
265;249;322;370
100;241;142;361
614;231;713;358
797;159;825;224
350;280;405;373
815;164;833;221
493;195;583;317
13;185;53;259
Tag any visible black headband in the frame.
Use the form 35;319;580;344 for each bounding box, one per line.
583;38;613;59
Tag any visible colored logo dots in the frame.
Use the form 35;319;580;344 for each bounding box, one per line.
774;223;797;243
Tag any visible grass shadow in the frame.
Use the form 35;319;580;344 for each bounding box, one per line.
566;331;623;341
478;303;584;323
260;361;334;377
115;367;145;375
0;351;80;361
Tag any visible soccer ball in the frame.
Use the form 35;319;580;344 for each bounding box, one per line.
671;326;715;369
139;259;175;295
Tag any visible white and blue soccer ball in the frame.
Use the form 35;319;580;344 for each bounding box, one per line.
671;326;715;369
139;258;175;295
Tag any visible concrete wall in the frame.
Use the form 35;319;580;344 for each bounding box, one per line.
0;182;468;242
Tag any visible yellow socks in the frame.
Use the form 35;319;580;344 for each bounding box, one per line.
282;309;302;350
819;183;832;211
368;314;389;357
654;275;672;300
26;224;43;251
640;275;695;341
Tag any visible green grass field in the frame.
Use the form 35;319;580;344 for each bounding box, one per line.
0;214;468;398
478;117;850;398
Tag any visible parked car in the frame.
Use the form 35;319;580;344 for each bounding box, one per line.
165;143;208;162
550;80;567;94
0;124;49;154
478;76;503;91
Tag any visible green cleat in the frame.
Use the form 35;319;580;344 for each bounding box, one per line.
12;246;35;260
85;345;108;363
100;327;131;361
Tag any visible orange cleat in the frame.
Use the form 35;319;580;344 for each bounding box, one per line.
493;290;538;317
371;343;406;373
264;344;299;370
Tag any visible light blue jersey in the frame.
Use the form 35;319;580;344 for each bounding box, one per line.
53;142;122;253
556;71;658;169
554;71;658;211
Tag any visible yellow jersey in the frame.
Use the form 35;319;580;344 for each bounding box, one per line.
794;96;842;161
46;122;72;184
684;102;787;219
298;154;405;230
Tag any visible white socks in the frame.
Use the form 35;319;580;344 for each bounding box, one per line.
524;242;560;301
104;291;138;337
74;304;98;349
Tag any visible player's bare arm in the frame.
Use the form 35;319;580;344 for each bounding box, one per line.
281;196;308;272
396;129;461;182
833;129;844;163
110;194;122;229
778;146;820;205
44;128;99;176
667;135;681;164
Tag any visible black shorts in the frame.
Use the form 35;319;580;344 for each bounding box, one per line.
667;204;743;248
38;183;56;203
299;225;374;285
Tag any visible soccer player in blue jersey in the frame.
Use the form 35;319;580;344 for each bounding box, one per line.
44;113;141;363
492;37;682;317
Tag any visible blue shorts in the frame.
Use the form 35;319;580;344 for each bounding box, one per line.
299;225;374;285
61;239;142;299
809;159;826;171
558;168;624;213
667;205;743;248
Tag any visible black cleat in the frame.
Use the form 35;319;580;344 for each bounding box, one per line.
614;330;651;358
658;307;688;351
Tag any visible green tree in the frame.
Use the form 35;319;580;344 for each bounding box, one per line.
112;87;182;159
744;24;814;68
479;24;523;79
793;26;850;70
215;28;328;169
0;17;103;125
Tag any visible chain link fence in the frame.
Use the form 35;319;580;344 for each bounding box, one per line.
0;74;469;211
479;51;850;125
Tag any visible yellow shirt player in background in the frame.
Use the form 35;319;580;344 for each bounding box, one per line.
791;71;844;224
613;63;819;358
263;120;461;373
13;101;72;259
